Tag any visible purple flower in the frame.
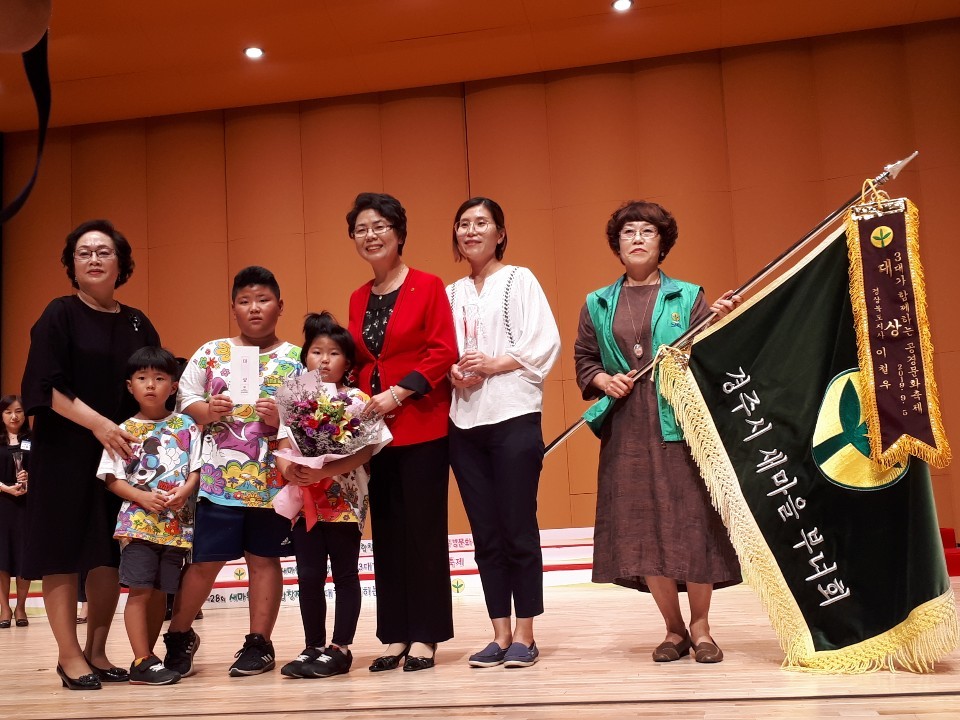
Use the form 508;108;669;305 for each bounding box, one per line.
200;464;226;496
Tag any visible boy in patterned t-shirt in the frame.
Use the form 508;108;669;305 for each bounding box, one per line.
97;346;202;686
163;266;302;678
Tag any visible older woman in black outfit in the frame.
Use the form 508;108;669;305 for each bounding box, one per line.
21;220;160;689
0;395;30;628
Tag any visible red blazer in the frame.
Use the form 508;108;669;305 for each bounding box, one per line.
349;268;458;447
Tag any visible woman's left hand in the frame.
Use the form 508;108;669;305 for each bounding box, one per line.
362;387;410;419
457;350;497;378
288;464;329;487
710;290;742;320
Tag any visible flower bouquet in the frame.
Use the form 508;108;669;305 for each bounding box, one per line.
272;370;391;530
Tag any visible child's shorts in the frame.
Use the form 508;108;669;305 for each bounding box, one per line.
192;499;292;562
119;541;189;594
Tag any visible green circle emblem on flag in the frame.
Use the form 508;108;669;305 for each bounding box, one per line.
870;225;894;248
811;369;908;489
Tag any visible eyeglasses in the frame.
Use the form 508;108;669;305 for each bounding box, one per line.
353;225;393;239
455;219;494;234
619;227;659;242
74;247;117;261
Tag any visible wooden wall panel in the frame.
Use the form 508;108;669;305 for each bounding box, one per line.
3;21;958;533
546;65;639;211
1;128;73;393
146;112;229;358
721;41;826;286
378;86;468;286
70;120;149;313
223;104;307;345
300;95;383;324
901;21;960;530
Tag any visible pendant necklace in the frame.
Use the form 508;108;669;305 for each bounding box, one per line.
623;280;659;359
372;265;408;297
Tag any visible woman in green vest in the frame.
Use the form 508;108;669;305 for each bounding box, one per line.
574;201;741;664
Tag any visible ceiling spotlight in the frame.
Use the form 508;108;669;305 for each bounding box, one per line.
244;47;264;59
612;0;633;11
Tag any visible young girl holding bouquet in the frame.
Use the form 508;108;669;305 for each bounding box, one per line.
273;312;387;679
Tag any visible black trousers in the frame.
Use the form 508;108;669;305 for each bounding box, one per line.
450;412;545;619
292;519;361;647
369;437;453;644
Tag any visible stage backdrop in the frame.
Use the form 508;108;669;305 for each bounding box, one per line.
3;20;959;535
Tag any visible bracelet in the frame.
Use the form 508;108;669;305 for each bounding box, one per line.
389;386;403;407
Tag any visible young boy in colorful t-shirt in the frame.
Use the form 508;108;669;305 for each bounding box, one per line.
163;266;302;678
97;346;202;686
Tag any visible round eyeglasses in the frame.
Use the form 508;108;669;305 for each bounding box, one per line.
619;227;659;242
74;248;117;261
353;225;394;239
455;219;494;234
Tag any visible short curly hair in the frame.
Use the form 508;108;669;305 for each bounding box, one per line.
61;219;135;289
605;201;678;264
346;192;408;255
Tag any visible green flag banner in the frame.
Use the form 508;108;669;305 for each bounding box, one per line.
659;225;957;673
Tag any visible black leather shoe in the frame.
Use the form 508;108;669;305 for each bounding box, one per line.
403;644;436;672
369;644;409;672
84;654;130;682
57;664;102;690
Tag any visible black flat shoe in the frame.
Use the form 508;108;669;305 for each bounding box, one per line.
84;654;130;682
0;620;10;629
403;644;436;672
15;618;28;627
57;664;102;690
369;644;410;672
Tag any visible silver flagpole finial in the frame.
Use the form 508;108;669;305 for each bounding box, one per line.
878;150;919;184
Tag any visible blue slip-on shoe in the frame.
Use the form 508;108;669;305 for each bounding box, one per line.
502;641;539;668
468;642;509;668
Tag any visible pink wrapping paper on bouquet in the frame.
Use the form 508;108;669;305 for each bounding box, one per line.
272;371;391;530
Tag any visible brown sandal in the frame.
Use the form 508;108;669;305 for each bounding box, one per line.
652;631;692;662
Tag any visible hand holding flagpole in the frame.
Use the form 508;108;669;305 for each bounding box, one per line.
545;151;920;456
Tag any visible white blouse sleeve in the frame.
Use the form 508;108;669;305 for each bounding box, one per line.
506;268;561;383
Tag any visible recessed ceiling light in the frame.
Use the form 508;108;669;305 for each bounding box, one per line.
612;0;633;11
244;47;264;59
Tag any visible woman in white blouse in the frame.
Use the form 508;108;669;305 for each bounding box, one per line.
447;197;561;669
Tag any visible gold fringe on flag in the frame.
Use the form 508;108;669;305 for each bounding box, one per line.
845;194;952;470
658;346;959;673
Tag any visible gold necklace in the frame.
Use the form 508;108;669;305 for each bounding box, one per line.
372;265;408;296
77;290;120;313
622;281;659;359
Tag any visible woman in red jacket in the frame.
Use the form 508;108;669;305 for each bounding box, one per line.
347;192;458;672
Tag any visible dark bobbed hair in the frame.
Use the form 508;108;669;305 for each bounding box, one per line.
0;395;29;445
346;192;408;255
232;266;281;301
61;219;135;289
605;201;678;264
301;312;357;384
451;197;508;262
126;346;181;380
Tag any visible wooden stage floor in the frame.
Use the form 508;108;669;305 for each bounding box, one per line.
3;579;960;720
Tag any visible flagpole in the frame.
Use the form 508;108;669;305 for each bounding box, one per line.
544;151;919;457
